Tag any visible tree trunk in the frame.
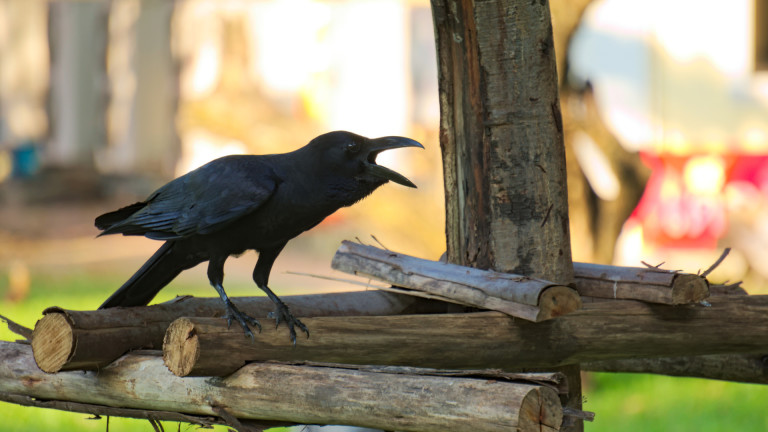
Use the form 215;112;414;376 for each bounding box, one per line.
47;1;108;168
431;0;579;426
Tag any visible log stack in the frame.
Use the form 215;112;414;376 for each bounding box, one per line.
23;243;765;431
3;341;569;432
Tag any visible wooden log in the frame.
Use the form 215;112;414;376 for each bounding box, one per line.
583;353;768;384
163;295;768;377
573;263;709;304
3;341;566;432
332;241;581;322
31;291;459;373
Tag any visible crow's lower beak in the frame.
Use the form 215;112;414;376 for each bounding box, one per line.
365;136;424;188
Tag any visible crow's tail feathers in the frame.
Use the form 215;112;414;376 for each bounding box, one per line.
99;242;196;309
95;202;146;232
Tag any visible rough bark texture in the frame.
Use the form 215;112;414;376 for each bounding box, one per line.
4;341;565;432
30;291;460;373
332;241;581;321
432;0;579;426
583;353;768;384
433;0;572;278
573;263;710;304
162;295;768;376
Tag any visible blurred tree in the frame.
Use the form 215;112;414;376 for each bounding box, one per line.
551;0;651;264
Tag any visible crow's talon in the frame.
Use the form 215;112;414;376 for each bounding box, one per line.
272;302;310;345
222;302;261;341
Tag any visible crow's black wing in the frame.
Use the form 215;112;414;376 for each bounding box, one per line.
97;155;279;240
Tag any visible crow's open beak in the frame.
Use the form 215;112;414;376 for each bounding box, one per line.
364;136;424;188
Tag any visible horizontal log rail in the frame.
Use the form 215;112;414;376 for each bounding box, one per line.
30;291;459;373
162;295;768;376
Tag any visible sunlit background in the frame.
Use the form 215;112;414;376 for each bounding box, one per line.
569;0;768;289
2;0;768;430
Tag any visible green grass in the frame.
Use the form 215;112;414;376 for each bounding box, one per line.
584;373;768;431
2;272;767;431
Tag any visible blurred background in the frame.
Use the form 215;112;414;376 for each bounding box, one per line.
1;0;768;431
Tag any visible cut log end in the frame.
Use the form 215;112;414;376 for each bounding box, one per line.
518;385;563;432
32;312;75;373
671;274;710;304
163;318;201;377
537;286;582;320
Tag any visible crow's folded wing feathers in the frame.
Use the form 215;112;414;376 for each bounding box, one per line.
100;156;279;239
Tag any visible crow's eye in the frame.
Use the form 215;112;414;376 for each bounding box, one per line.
346;141;361;154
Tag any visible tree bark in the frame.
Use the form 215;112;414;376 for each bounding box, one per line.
4;341;566;432
30;291;460;373
162;295;768;376
573;263;709;304
332;241;581;321
433;0;572;278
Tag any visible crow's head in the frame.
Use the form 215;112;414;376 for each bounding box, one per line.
308;131;424;188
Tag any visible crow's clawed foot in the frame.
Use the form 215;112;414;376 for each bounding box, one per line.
223;300;262;340
268;301;310;345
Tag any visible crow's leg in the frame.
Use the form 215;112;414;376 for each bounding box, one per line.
254;245;309;345
208;255;261;339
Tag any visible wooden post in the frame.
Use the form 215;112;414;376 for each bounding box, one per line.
430;0;580;427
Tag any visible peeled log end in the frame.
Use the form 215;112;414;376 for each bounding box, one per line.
518;385;563;431
32;313;74;373
163;318;201;377
671;274;710;304
537;286;582;320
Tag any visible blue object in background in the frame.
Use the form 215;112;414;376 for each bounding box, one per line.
11;141;39;178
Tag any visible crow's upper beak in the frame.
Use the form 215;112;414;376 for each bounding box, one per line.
365;136;424;188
